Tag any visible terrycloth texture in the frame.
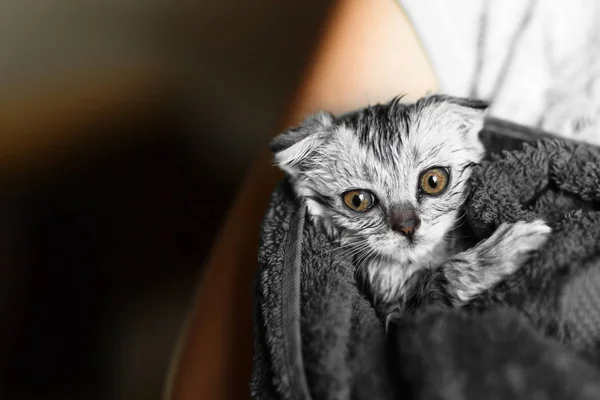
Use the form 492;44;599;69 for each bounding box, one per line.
251;183;395;400
389;307;600;400
252;134;600;399
465;140;600;357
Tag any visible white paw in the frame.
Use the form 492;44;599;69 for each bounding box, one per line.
490;219;551;267
450;220;551;303
501;219;551;251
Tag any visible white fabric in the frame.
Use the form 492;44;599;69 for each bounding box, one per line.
400;0;600;144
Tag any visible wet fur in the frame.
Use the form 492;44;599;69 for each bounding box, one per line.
271;95;550;312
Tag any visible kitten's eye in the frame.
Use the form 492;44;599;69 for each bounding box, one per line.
419;167;449;196
342;190;375;212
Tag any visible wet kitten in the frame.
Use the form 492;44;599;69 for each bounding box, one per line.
271;95;550;310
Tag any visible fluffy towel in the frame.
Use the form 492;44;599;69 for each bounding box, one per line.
251;120;600;400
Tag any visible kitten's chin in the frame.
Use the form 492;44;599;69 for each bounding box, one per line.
378;236;443;265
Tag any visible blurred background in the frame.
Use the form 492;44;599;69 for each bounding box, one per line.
0;1;332;399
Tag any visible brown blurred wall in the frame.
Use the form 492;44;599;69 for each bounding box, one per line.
0;1;330;399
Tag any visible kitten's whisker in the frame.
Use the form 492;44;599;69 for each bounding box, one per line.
453;209;469;225
371;248;385;303
354;246;373;267
344;244;373;263
354;246;378;278
309;242;372;273
359;248;377;268
353;251;370;277
356;246;383;296
306;239;370;264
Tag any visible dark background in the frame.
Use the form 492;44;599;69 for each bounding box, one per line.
0;1;331;399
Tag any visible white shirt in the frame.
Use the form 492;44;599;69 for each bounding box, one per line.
400;0;600;144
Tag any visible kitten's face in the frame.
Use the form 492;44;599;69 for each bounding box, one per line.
272;96;486;265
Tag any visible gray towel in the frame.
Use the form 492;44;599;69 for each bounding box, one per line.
467;139;600;350
251;120;600;400
252;183;394;400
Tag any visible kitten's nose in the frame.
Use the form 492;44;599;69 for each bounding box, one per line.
390;209;421;239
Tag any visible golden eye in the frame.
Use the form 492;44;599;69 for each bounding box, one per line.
419;167;449;195
342;190;375;212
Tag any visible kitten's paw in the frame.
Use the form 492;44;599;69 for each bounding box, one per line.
496;219;551;254
488;219;551;270
445;219;551;305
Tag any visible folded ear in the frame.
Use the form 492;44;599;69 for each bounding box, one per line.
440;95;489;143
270;111;334;176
